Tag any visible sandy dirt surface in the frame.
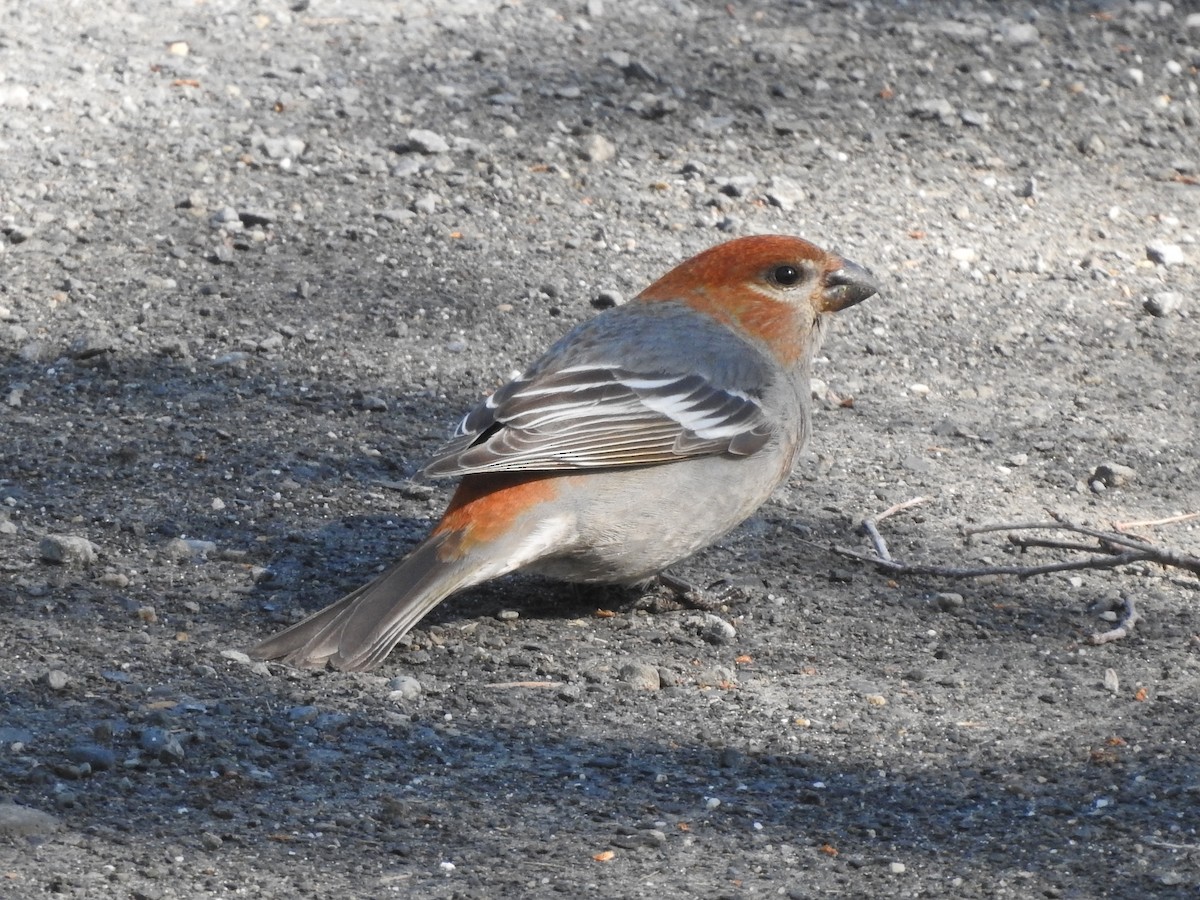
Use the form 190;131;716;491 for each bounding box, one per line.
2;0;1199;896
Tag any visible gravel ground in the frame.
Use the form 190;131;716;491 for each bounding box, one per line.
2;0;1199;896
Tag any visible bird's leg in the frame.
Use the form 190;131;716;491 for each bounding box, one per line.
633;572;744;613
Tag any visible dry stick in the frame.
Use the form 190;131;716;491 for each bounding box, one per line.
1090;596;1142;645
835;510;1200;645
858;496;927;561
828;544;1153;579
1113;511;1200;532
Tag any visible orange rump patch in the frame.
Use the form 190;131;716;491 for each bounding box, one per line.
433;473;560;557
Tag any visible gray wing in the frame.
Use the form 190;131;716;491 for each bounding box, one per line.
421;362;772;478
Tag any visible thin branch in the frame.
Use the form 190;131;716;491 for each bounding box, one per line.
1089;597;1141;645
858;497;927;562
825;544;1153;579
1113;511;1199;532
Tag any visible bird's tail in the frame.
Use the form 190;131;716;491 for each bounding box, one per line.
249;532;480;672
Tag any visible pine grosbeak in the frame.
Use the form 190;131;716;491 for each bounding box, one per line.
252;235;878;671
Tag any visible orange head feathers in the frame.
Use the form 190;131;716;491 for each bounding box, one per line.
635;235;879;366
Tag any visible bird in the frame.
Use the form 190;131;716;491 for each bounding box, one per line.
250;234;879;671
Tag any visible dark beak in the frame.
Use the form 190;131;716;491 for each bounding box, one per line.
824;258;880;311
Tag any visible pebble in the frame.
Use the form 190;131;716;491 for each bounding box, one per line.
1103;668;1120;694
288;705;320;724
200;832;223;851
619;662;661;690
360;394;389;411
1145;241;1184;266
69;330;115;359
765;176;805;211
1144;291;1184;317
935;592;965;612
44;669;70;691
0;803;61;837
580;133;616;163
909;97;957;124
68;744;116;771
39;534;99;565
413;193;440;214
591;289;624;309
259;135;306;160
388;675;423;701
700;614;736;645
163;538;217;560
406;128;450;154
1091;462;1135;489
139;726;186;762
999;22;1039;46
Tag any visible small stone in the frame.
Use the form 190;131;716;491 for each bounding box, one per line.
864;693;888;707
591;289;624;310
496;609;519;621
1077;134;1106;156
1144;292;1184;317
405;128;450;154
717;174;758;197
1125;68;1145;88
164;538;217;560
889;861;907;874
909;97;956;124
1146;241;1184;266
44;670;70;691
765;176;805;212
0;803;61;837
387;675;423;701
39;534;99;565
288;705;319;724
413;193;439;214
140;726;185;762
936;592;965;612
950;246;977;263
260;135;306;160
700;614;736;645
68;744;116;771
580;133;616;163
1091;463;1135;488
0;85;31;108
69;331;115;359
1016;176;1036;198
1103;669;1120;694
200;832;223;851
359;394;389;412
999;22;1039;46
619;662;661;691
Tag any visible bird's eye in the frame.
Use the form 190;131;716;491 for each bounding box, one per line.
772;265;801;287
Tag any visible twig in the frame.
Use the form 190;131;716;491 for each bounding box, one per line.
1113;511;1199;533
832;511;1200;579
485;681;565;689
827;544;1152;580
1009;536;1107;554
1089;597;1141;645
858;497;927;562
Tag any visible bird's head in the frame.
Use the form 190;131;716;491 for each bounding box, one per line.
636;234;879;366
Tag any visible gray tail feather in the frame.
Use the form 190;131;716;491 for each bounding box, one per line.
249;533;474;672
